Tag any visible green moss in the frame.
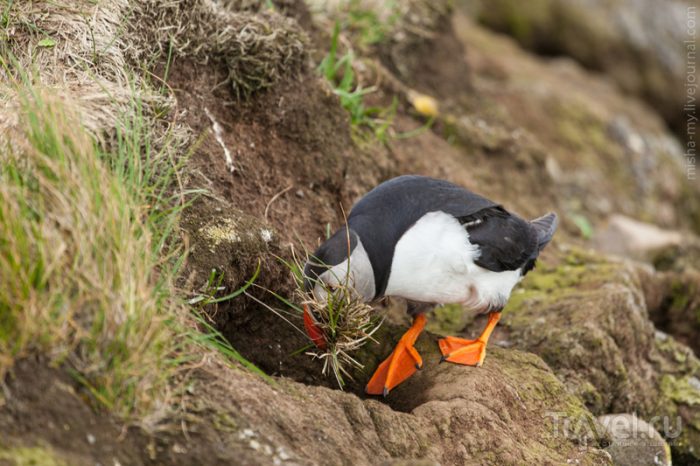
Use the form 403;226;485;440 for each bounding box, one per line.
678;180;700;235
427;303;473;335
557;119;586;151
550;98;609;154
574;380;604;411
528;265;585;291
0;445;66;466
562;247;608;267
496;349;608;449
546;97;634;200
660;375;700;407
653;334;700;376
671;281;691;311
503;253;621;324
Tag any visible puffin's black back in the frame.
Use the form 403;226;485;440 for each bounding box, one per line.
347;175;499;297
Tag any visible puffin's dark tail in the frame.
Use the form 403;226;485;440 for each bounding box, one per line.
530;212;558;250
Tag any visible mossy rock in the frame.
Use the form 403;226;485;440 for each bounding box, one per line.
471;0;691;141
501;247;700;463
340;318;612;464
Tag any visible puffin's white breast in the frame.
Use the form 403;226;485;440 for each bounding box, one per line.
384;211;521;308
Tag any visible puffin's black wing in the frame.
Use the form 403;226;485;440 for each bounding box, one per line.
347;175;499;297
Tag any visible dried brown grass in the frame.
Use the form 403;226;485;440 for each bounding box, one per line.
284;245;381;387
126;0;308;98
298;282;380;387
0;0;173;140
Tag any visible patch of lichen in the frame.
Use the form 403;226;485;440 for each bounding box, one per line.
658;374;700;457
654;333;696;369
0;444;66;466
186;200;276;265
660;376;700;409
180;198;291;329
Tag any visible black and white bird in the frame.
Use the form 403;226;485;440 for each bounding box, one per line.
303;175;557;396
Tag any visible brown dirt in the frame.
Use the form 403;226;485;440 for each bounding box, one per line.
0;347;612;466
379;13;473;102
169;56;380;391
0;358;258;466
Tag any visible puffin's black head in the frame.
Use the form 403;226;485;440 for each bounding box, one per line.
302;228;373;350
303;229;357;292
303;227;376;303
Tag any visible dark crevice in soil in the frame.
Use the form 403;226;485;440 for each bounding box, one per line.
649;288;700;358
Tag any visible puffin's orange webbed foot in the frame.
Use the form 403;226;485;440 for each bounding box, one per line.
438;336;486;366
438;311;501;367
366;314;426;396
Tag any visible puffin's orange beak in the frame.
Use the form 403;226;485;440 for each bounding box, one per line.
303;304;327;350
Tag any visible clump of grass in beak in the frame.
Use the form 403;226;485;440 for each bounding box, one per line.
283;241;381;388
297;280;381;388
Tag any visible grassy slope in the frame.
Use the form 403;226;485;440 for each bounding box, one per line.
0;0;283;425
0;84;188;419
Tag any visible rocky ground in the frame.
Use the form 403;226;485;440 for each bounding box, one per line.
1;0;699;465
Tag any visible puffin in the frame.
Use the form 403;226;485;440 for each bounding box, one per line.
303;175;557;396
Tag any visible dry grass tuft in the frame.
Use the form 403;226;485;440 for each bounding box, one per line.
0;0;176;141
283;246;381;387
298;282;380;387
127;0;308;98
